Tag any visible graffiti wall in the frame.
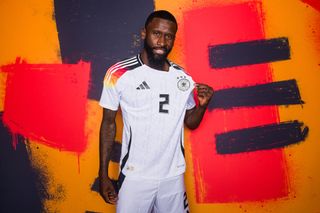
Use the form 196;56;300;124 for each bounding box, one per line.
1;0;319;212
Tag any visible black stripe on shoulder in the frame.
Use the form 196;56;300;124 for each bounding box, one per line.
114;55;142;71
170;62;184;71
120;55;143;71
126;55;143;71
170;61;193;76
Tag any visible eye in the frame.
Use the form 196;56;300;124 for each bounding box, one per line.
165;34;174;40
153;31;161;37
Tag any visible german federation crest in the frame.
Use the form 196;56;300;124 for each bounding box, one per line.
177;78;191;91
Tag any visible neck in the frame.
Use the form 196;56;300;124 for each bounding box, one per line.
140;50;170;71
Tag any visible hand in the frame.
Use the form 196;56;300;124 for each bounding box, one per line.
195;83;214;107
99;176;118;204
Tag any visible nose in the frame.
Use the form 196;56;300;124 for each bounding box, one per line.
157;34;165;46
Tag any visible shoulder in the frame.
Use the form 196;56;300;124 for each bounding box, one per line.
169;60;192;77
106;55;142;77
104;55;143;84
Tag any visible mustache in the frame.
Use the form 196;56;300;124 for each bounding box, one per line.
153;47;168;51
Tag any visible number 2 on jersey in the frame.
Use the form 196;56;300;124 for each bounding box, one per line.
159;94;169;113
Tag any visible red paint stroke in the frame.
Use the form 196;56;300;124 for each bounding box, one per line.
1;58;90;154
183;2;290;202
300;0;320;12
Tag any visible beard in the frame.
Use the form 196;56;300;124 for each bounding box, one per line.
144;40;172;70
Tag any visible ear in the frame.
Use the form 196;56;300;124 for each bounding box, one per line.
141;28;146;40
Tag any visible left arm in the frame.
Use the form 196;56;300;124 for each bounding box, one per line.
184;83;214;130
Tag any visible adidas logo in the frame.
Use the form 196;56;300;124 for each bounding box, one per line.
136;81;150;90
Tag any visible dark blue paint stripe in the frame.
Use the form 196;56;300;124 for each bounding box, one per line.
215;120;309;154
209;37;290;68
54;0;154;100
0;113;44;212
208;79;304;110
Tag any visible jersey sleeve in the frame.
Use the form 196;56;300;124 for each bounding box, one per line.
186;91;196;110
99;69;120;111
186;74;196;110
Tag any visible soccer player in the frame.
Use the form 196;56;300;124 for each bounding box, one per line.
99;10;213;213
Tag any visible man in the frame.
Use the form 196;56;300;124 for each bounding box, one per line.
99;10;213;213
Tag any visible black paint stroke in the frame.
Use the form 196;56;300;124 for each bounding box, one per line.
208;79;304;110
209;37;290;68
0;113;44;212
215;120;309;154
54;0;154;100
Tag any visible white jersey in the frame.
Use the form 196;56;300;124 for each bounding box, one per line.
99;54;195;179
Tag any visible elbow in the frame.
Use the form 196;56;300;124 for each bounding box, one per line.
185;122;200;130
187;126;198;130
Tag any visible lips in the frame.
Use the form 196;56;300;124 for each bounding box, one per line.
153;48;167;55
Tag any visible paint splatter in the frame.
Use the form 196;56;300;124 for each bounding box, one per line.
1;58;90;154
0;113;44;212
300;0;320;12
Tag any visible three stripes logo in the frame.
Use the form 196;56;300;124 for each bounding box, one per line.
136;81;150;90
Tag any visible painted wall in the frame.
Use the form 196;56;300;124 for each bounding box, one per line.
0;0;319;212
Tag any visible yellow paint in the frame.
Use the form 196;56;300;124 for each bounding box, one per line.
109;161;120;180
264;0;320;212
0;0;61;64
0;0;61;110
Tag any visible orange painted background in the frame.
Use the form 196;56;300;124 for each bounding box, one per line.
0;0;319;212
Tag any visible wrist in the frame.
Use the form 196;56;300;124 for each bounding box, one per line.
198;103;208;109
99;170;109;178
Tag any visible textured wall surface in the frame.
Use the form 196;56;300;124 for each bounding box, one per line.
0;0;319;212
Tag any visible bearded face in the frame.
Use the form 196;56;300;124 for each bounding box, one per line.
144;39;172;68
142;17;177;70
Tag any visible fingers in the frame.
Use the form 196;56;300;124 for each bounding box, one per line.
195;83;214;97
195;83;214;106
106;191;118;204
99;177;118;205
102;189;118;204
195;83;210;90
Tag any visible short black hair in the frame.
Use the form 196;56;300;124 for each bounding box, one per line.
144;10;177;30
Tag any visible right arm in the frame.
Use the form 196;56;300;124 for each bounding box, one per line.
99;108;118;204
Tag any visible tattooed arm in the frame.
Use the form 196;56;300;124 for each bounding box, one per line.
99;108;118;204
